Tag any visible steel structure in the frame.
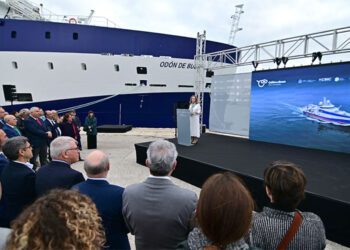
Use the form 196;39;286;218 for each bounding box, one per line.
228;4;244;45
205;26;350;70
194;30;206;130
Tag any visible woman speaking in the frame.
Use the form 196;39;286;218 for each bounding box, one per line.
189;95;201;144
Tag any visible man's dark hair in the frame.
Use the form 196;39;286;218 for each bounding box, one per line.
3;136;29;160
264;160;306;210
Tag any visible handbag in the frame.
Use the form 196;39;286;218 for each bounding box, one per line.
277;211;303;250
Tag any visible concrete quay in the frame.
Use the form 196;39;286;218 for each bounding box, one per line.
72;128;348;250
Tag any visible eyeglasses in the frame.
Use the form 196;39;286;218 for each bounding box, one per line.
22;145;32;150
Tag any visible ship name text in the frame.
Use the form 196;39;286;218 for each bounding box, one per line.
160;61;195;69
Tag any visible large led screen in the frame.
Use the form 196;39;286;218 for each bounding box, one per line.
249;62;350;154
210;73;251;136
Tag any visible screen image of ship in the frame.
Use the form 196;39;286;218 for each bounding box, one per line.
301;97;350;126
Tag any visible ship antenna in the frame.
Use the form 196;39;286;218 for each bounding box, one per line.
228;4;244;45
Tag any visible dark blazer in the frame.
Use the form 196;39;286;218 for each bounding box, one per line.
74;179;130;250
0;161;36;227
17;118;26;136
60;122;80;140
0;153;9;226
2;124;21;138
35;160;84;197
0;153;8;176
44;119;61;143
23;116;48;147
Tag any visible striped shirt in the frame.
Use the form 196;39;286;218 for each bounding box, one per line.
248;206;326;250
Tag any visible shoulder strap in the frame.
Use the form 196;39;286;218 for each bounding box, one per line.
277;211;303;250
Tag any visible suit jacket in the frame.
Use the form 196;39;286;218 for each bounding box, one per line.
23;116;48;147
2;124;21;138
0;153;8;176
60;122;80;141
35;160;84;197
44;119;61;143
0;153;9;225
122;177;197;250
73;179;130;250
0;161;36;227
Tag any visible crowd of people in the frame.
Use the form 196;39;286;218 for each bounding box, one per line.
0;104;327;249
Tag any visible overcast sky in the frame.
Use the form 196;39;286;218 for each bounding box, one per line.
39;0;349;47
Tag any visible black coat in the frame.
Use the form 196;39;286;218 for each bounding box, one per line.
0;161;36;227
35;160;84;197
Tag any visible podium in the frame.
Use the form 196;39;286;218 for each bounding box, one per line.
176;109;192;146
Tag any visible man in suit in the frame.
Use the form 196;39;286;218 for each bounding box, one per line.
35;136;84;197
0;107;6;129
24;107;52;169
122;139;198;249
73;150;130;250
0;129;9;175
44;110;61;141
3;115;21;138
0;129;9;203
44;110;62;160
0;136;35;227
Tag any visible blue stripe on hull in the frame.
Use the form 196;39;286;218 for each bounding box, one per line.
0;19;234;59
4;93;211;128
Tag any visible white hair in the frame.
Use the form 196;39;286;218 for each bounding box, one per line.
50;136;77;159
146;139;178;176
30;106;39;113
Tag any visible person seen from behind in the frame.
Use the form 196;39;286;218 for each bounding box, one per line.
248;161;326;249
187;172;254;250
5;189;105;249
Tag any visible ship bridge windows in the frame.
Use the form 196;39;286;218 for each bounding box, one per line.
178;84;194;88
114;64;120;71
73;32;79;40
45;31;51;39
205;83;211;88
48;62;54;70
137;67;147;74
81;63;87;71
125;83;137;86
12;61;18;69
11;31;17;38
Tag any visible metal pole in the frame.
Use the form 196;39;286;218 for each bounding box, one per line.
119;103;122;125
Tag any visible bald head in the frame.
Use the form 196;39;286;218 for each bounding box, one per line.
4;115;17;126
84;150;110;177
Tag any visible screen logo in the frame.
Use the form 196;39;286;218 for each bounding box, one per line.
257;79;268;88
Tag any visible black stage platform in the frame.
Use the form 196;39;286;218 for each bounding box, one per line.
97;125;132;133
135;133;350;247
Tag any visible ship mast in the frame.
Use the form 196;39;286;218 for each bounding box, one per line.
228;4;244;45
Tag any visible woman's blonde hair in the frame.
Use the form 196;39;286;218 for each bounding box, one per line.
6;189;105;250
190;95;198;104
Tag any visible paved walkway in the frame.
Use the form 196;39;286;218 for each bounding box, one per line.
72;128;348;250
